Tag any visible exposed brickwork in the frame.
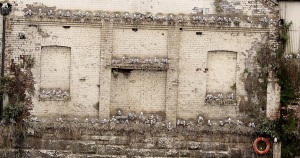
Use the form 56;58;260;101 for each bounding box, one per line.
165;26;181;124
207;51;237;94
111;70;166;114
5;21;276;121
0;122;257;158
113;29;168;57
267;78;281;120
177;30;263;119
99;22;113;119
12;0;277;15
0;0;283;156
8;22;101;117
40;46;70;90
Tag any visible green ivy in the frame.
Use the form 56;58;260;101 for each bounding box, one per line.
274;22;300;158
0;49;34;157
255;21;300;157
0;76;12;94
4;103;24;121
256;113;300;158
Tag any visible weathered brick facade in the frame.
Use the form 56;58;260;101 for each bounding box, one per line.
0;0;279;121
0;0;282;157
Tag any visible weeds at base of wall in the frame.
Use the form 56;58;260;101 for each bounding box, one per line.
230;83;236;91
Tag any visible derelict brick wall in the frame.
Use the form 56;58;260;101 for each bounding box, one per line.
165;26;180;124
206;51;237;94
12;0;276;15
40;46;71;90
99;22;114;119
110;28;168;115
177;30;261;120
0;15;2;67
6;0;280;122
0;122;259;158
113;29;168;58
111;70;166;114
9;23;101;117
8;21;268;121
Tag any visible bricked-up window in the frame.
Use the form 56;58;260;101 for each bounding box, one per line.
40;46;71;90
206;51;237;93
111;70;166;112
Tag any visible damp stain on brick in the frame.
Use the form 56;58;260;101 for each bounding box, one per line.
114;69;132;78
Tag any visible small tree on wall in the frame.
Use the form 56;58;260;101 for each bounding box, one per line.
253;21;300;157
0;55;35;157
214;0;223;13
